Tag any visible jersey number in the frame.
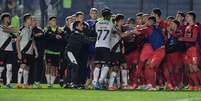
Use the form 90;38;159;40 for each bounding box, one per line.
97;30;110;40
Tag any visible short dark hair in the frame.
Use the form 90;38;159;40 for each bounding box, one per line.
136;12;143;17
49;16;57;21
143;14;150;17
101;8;112;17
1;12;11;21
23;13;32;22
115;14;124;22
186;11;196;21
167;16;175;20
152;8;162;17
65;16;72;21
148;16;156;23
177;12;185;18
172;20;180;27
75;11;84;17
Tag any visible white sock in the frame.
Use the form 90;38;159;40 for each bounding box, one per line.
99;66;109;83
93;67;100;84
104;78;108;84
0;66;4;78
121;69;128;86
17;68;23;84
109;72;117;87
6;64;12;84
116;72;121;88
50;75;56;85
45;74;51;85
35;82;40;85
23;70;29;85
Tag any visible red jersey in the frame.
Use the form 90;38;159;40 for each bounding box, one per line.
179;24;188;35
137;26;153;37
179;24;199;45
159;20;168;42
159;20;167;30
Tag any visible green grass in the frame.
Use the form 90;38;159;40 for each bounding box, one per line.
0;85;201;101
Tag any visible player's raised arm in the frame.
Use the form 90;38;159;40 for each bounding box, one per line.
2;26;19;33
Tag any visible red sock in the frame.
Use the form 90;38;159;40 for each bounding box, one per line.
195;71;201;85
133;62;145;85
189;72;199;86
140;73;145;85
135;61;144;76
169;71;175;87
144;67;156;87
158;69;165;87
144;68;149;85
183;68;189;85
174;67;182;87
150;68;156;87
163;65;170;83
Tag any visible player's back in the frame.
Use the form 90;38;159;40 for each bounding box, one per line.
95;19;113;49
110;25;122;50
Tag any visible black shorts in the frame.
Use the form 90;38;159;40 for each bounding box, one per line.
45;53;60;67
111;52;126;66
20;54;34;66
95;47;111;65
0;50;16;66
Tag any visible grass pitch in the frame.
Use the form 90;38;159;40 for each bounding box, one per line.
0;85;201;101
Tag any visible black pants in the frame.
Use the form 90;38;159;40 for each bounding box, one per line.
79;50;88;85
65;50;81;85
59;52;67;80
34;52;44;83
28;62;35;85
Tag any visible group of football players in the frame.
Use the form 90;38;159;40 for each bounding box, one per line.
0;7;201;91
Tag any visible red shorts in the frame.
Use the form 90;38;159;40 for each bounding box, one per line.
184;46;199;65
125;49;140;69
140;43;153;62
148;48;165;68
167;52;183;66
